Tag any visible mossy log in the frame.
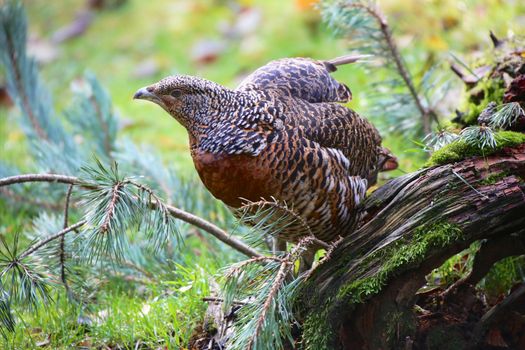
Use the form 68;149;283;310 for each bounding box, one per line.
298;144;525;349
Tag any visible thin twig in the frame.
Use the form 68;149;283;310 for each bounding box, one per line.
226;256;284;276
0;173;262;258
0;174;79;187
162;203;262;258
19;221;87;260
202;296;248;306
451;169;489;199
60;184;74;293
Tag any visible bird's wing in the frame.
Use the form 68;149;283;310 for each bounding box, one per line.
236;57;353;103
197;121;270;156
276;98;383;183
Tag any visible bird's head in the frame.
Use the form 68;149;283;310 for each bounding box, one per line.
134;75;231;129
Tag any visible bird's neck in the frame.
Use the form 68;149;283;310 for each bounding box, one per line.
185;89;257;138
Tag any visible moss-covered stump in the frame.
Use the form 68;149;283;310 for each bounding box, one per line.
297;144;525;350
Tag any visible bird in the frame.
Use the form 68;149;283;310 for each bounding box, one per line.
134;54;397;247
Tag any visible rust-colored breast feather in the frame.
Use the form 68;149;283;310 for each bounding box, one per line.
191;148;279;208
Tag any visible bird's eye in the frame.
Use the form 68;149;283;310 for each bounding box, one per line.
171;89;183;98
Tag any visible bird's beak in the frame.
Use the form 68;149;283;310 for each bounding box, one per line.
133;87;161;104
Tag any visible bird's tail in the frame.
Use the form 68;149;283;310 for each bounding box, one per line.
324;54;372;72
378;147;398;172
366;147;398;187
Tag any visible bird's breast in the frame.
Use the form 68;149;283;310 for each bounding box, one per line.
191;148;279;208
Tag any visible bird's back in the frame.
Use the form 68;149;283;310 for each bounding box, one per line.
236;57;352;103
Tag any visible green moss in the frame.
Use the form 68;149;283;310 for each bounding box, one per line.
301;307;334;350
425;131;525;167
425;140;473;167
337;222;462;303
478;171;509;185
497;130;525;144
299;222;462;348
482;255;525;298
462;78;505;125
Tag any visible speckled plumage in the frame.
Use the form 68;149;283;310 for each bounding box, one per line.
134;55;396;243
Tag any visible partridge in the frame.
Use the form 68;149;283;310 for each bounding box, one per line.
134;55;397;244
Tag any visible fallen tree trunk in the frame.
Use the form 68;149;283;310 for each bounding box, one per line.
298;144;525;349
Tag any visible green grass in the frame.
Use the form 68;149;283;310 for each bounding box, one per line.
4;265;210;349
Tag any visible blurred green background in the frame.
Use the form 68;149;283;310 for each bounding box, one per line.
8;0;524;175
1;0;525;348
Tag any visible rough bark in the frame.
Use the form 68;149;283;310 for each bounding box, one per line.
298;144;525;349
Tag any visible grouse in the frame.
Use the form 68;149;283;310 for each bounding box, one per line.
134;55;397;245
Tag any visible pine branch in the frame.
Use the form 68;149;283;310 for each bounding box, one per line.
0;290;14;335
59;184;74;294
323;0;443;135
0;173;262;258
344;1;437;133
0;232;54;314
488;102;525;129
246;260;291;350
18;221;86;260
240;199;331;249
222;238;316;350
113;141;177;204
0;3;46;140
99;182;124;234
460;125;497;150
0;1;67;146
226;256;284;273
65;72;118;159
423;129;459;152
